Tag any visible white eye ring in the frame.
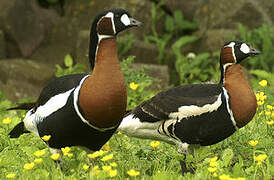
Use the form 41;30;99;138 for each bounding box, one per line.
240;43;250;54
121;14;130;26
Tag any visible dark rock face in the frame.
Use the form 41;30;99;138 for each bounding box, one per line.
0;0;273;101
0;59;55;101
0;30;6;59
1;0;58;57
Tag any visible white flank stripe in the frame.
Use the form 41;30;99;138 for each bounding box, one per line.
23;88;75;136
222;88;238;129
35;88;75;122
73;75;116;131
169;94;222;120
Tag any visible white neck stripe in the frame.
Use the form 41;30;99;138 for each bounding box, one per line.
222;87;238;129
73;75;117;131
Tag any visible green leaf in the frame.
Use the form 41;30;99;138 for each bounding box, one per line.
165;16;175;32
174;10;184;28
222;148;234;167
64;54;73;68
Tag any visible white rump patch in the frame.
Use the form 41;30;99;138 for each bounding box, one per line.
169;94;222;120
121;14;130;26
240;43;250;54
118;114;174;144
23;109;39;136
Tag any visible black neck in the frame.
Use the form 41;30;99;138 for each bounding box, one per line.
88;21;98;71
219;57;224;84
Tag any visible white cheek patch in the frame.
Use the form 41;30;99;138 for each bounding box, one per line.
240;43;250;54
121;14;130;26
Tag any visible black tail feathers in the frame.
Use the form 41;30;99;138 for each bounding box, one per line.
9;122;30;138
7;102;36;111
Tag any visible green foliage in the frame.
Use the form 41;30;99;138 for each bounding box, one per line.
175;51;220;84
117;34;135;60
145;1;198;64
233;23;274;72
250;69;274;86
0;84;272;179
45;0;58;4
55;54;87;77
121;56;156;109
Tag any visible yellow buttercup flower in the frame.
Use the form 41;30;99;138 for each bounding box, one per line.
70;169;75;173
254;154;267;162
101;153;113;161
150;141;160;149
6;173;16;179
50;153;60;161
24;162;35;170
248;140;258;147
127;169;140;177
259;80;267;87
109;169;117;178
219;174;230;180
257;100;264;106
117;131;122;135
41;135;51;142
34;158;43;164
266;120;274;125
110;162;117;167
207;167;217;173
129;82;139;90
265;111;271;116
209;156;218;162
83;164;89;170
102;165;112;172
266;105;273;110
34;149;46;157
213;172;218;177
61;147;71;156
2;117;12;124
209;161;218;167
88;150;104;159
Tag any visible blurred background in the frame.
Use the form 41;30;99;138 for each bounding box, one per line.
0;0;273;102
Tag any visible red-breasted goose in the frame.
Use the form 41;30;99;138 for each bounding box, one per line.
118;40;260;172
8;9;141;153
